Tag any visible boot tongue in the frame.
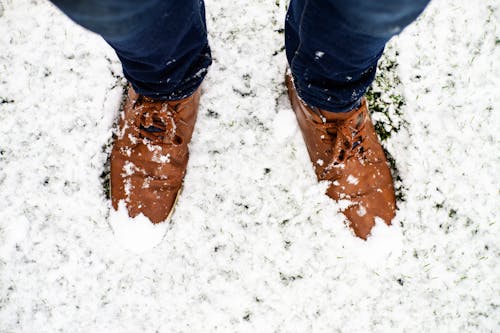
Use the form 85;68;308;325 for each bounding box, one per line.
318;106;359;122
317;98;366;122
140;112;166;133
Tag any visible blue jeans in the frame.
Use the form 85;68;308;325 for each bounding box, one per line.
51;0;429;111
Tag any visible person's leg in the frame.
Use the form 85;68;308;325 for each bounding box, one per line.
49;0;211;229
285;0;430;113
285;0;430;239
51;0;211;100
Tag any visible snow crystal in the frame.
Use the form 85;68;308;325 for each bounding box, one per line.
356;204;367;217
346;174;359;185
315;50;325;59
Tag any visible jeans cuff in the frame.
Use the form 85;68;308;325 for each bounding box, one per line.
293;75;362;113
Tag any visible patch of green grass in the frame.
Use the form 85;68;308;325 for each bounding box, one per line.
366;45;407;142
367;43;408;202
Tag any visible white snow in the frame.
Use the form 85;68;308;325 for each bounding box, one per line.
315;51;325;59
356;204;367;216
272;107;298;142
109;201;170;253
346;174;359;185
0;0;499;332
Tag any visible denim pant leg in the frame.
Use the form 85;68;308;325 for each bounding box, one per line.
285;0;430;113
50;0;211;100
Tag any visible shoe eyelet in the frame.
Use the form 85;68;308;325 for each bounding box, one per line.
338;149;345;161
173;135;183;145
352;136;363;150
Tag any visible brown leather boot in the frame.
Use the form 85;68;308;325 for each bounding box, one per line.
110;86;200;224
285;73;396;239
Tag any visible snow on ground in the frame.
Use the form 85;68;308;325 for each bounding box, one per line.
0;0;499;331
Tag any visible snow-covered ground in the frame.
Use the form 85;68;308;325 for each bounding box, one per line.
0;0;499;331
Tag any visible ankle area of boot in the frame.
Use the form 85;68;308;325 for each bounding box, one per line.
316;98;366;123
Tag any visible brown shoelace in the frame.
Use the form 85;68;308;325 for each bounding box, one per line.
133;97;186;145
319;112;370;179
